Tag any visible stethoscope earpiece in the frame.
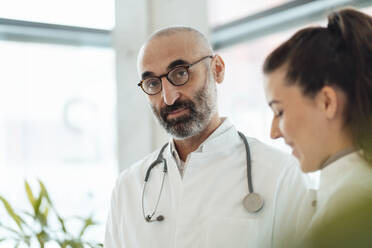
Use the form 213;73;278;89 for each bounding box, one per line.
145;215;152;222
145;214;165;222
156;215;164;221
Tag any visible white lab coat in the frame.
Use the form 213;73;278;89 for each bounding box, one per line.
105;119;312;248
308;152;372;230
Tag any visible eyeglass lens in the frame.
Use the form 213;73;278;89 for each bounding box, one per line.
142;66;189;95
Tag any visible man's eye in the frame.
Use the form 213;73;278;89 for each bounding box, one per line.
171;67;188;79
146;79;160;88
176;70;187;77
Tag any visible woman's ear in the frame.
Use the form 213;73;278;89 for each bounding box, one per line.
316;86;340;120
211;55;225;84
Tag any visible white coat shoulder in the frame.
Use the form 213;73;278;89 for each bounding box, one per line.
246;137;315;246
247;136;299;175
114;147;165;192
104;147;166;247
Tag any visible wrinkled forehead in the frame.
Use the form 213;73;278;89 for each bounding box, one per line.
138;32;207;74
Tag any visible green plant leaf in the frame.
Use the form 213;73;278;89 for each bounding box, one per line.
57;215;67;234
38;180;52;205
85;241;103;248
22;210;34;218
40;205;49;226
65;239;84;248
0;223;20;235
34;190;43;218
78;216;96;238
0;196;24;231
36;230;49;248
22;235;31;246
24;181;35;209
1;179;102;247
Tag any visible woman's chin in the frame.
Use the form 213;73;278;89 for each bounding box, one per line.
300;157;321;173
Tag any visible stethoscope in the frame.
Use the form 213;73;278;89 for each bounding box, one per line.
141;131;264;223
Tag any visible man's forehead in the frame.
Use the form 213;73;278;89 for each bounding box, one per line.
144;35;199;60
138;32;207;71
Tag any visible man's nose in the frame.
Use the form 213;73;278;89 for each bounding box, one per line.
161;78;180;106
270;118;282;139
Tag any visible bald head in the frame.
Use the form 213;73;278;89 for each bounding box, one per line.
148;26;213;53
137;26;213;74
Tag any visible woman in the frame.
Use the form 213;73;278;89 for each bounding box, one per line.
263;7;372;246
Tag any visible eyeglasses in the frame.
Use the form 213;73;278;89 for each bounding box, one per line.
138;55;213;95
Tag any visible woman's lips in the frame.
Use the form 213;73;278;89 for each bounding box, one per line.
291;146;299;158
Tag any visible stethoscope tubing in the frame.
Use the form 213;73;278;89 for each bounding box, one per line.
142;144;169;222
141;132;262;222
237;131;254;194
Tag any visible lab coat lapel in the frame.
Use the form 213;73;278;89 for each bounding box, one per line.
163;144;184;218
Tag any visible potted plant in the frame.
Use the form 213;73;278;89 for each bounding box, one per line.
0;180;103;248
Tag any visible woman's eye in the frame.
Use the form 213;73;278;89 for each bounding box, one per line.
275;110;283;117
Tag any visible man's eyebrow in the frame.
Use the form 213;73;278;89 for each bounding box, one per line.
141;71;154;79
167;59;188;71
268;100;281;107
141;59;189;79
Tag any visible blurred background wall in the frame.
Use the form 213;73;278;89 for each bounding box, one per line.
0;0;372;244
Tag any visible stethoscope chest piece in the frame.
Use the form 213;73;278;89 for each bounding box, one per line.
243;192;264;213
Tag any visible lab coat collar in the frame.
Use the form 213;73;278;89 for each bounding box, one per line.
319;151;366;190
320;147;356;169
167;117;238;158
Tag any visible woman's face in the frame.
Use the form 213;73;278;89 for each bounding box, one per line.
264;67;331;172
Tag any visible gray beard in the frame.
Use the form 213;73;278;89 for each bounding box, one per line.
151;80;217;139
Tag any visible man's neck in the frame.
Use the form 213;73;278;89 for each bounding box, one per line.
173;115;223;161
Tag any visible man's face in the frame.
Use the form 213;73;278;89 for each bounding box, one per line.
138;32;218;139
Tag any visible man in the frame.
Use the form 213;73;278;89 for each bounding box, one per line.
105;26;313;248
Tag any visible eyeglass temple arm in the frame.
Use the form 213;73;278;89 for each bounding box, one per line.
189;55;213;67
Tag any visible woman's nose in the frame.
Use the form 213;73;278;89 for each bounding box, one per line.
270;118;282;139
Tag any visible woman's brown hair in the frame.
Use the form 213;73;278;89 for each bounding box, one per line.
263;8;372;164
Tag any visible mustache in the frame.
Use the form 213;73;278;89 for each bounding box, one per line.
160;100;195;119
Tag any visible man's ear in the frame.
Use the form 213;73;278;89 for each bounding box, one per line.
211;55;225;84
316;86;340;120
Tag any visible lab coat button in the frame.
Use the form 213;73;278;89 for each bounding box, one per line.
311;200;317;207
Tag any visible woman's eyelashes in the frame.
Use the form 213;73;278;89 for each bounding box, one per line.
274;109;283;118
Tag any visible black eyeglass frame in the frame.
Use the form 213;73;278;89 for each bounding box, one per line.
138;55;213;95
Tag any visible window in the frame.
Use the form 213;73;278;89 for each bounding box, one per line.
0;0;114;29
216;29;298;152
208;0;294;27
0;40;116;242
